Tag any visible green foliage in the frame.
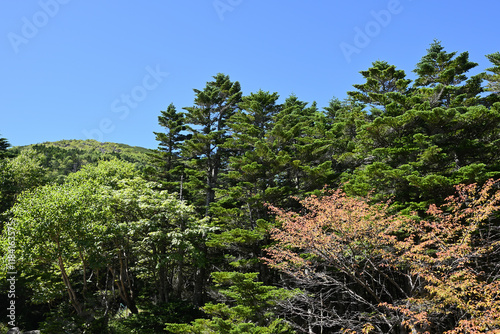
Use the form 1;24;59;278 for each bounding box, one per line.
165;272;296;334
0;134;11;159
4;43;500;332
10;139;152;183
0;148;49;214
150;103;190;194
484;52;500;99
108;302;203;334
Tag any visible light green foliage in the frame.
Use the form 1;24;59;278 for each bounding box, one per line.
9;139;152;183
165;272;296;334
0;148;49;214
2;159;209;321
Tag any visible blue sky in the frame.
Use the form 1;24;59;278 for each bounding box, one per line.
1;1;498;149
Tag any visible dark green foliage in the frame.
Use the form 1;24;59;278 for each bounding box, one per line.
0;134;11;159
342;42;500;212
182;73;242;215
413;40;481;108
347;60;412;117
150;103;190;194
108;302;204;334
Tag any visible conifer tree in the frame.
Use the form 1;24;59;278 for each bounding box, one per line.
182;73;242;216
484;52;500;106
181;73;242;306
209;90;281;274
347;60;412;117
151;103;189;195
0;134;10;159
413;40;480;108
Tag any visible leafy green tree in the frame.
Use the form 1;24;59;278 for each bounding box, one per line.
165;272;296;334
0;148;48;215
7;180;106;319
3;159;211;329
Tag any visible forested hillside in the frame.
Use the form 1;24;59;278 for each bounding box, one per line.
2;41;500;333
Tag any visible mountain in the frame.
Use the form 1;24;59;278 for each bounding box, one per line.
10;139;153;182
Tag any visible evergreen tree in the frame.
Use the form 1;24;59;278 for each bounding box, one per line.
165;272;295;334
151;103;189;195
413;40;480;108
483;52;500;106
0;134;10;159
182;73;242;216
181;73;242;306
209;90;282;276
347;60;412;117
344;44;500;211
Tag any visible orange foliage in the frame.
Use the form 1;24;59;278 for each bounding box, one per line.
265;180;500;333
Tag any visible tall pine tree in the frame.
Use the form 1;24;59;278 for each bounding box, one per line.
151;103;189;196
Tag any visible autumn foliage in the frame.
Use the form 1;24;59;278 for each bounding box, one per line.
265;180;500;333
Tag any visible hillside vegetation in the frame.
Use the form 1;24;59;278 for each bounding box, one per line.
10;139;152;182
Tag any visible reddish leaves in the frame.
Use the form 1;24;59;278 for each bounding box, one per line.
265;181;500;333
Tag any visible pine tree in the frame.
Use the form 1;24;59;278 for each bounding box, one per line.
413;40;480;108
181;73;242;306
209;90;281;276
182;73;242;216
347;60;412;117
0;134;11;159
343;45;500;212
483;52;500;106
151;103;189;195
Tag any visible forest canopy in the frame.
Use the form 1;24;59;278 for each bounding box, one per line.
1;41;500;333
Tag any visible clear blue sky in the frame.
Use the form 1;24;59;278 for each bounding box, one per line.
1;1;498;149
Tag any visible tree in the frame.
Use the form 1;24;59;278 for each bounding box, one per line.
343;44;500;212
7;181;106;319
165;272;296;334
347;60;412;117
151;103;190;195
181;73;242;306
0;148;48;215
392;179;500;333
3;160;211;326
182;73;242;216
413;40;480;108
0;134;10;159
484;52;500;95
265;181;500;333
265;189;412;333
